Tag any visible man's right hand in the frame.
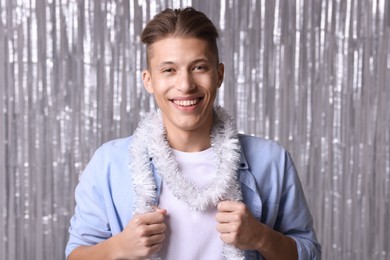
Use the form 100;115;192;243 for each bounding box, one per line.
114;207;167;259
68;207;167;260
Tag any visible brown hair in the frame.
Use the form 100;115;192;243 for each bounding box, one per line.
141;7;220;67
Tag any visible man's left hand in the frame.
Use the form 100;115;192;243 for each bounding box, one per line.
215;200;263;251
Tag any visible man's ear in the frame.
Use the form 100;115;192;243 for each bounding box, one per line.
217;63;224;88
142;70;154;93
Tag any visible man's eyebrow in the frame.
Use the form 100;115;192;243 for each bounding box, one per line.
157;61;175;68
191;58;211;64
156;58;212;69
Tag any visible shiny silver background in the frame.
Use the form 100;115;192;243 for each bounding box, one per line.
1;0;389;259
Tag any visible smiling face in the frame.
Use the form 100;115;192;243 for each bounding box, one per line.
142;37;224;144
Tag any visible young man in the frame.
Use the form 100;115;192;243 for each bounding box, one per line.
66;7;321;260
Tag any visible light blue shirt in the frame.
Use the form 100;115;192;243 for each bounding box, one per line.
66;134;321;259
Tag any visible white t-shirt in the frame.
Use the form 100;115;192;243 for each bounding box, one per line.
158;148;224;260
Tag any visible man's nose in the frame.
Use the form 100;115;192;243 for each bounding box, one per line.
176;70;195;92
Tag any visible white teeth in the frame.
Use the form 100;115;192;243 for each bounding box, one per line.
173;99;199;107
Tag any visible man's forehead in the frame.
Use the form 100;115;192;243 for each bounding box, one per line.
155;58;212;68
147;37;217;66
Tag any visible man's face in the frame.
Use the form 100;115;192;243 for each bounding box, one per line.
142;37;224;138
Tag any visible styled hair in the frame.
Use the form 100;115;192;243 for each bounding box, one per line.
141;7;220;67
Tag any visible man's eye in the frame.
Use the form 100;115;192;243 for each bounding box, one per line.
193;66;207;71
162;68;174;73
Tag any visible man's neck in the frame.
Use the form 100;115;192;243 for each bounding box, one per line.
166;129;212;152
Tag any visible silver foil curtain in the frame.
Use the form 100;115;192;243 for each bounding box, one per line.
0;0;389;259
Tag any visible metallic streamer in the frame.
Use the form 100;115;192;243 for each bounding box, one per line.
0;0;389;259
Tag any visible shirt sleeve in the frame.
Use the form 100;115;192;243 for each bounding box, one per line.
65;147;112;258
275;152;321;259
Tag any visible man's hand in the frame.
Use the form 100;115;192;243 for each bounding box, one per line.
215;201;263;250
69;207;167;260
114;207;167;259
216;201;298;260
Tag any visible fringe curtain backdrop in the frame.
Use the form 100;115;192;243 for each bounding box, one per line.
0;0;389;259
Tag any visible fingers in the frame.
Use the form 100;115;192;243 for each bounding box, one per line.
216;201;247;247
144;222;166;236
143;242;164;256
118;207;167;259
219;232;236;244
129;210;167;241
216;222;238;233
137;210;166;257
135;236;165;258
216;211;243;223
131;219;166;240
216;202;247;224
153;206;168;215
216;201;264;250
217;200;245;212
138;232;166;247
216;221;241;246
133;210;166;225
147;233;166;246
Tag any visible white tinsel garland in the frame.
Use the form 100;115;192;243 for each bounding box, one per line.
129;107;245;259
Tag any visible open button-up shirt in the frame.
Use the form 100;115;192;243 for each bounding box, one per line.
66;134;321;259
